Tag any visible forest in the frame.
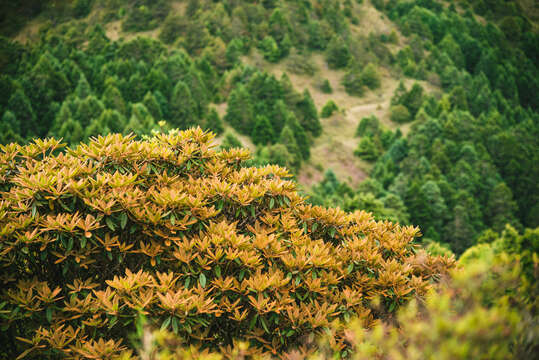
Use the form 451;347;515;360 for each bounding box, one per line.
0;0;537;359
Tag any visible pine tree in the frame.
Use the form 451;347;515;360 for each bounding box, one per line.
98;109;126;134
225;85;254;134
75;96;105;128
1;110;20;136
75;74;92;99
260;36;281;63
205;107;224;135
102;85;127;115
321;100;338;118
285;112;310;160
7;88;37;138
170;81;197;129
360;63;381;90
143;92;163;122
251;115;275;145
279;125;301;170
297;89;321;136
325;35;350;69
220;131;243;150
58;118;84;145
125;103;156;136
354;137;381;161
486;182;520;233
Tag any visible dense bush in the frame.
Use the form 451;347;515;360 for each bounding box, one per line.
320;100;338;118
0;129;453;359
389;104;411;123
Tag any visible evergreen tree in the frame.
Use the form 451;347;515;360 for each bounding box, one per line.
102;85;127;115
486;182;520;233
279;125;301;170
225;85;254;134
220;131;242;150
7;88;37;138
98;109;126;134
143;92;163;122
75;96;104;128
205;107;224;135
1;110;20;136
360;63;381;90
321;100;338;118
325;35;350;69
342;67;366;96
125;103;156;136
355;137;381;161
251;115;275;145
260;36;281;63
75;74;92;99
285;112;310;160
58;118;84;145
170;81;197;129
297;89;321;136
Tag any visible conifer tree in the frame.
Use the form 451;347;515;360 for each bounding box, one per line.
297;89;321;136
1;110;20;136
98;109;126;134
260;36;281;63
205;107;224;135
170;81;197;129
58;118;84;145
75;74;92;99
360;63;381;90
355;137;381;161
75;96;105;128
143;92;163;122
102;85;127;115
251;115;275;145
125;103;156;136
285;112;310;160
321;100;338;118
325;35;350;69
486;182;520;233
220;131;242;150
225;84;254;134
7;88;37;138
279;125;301;170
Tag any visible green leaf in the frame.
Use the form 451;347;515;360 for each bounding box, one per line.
81;237;87;249
328;227;336;238
120;213;127;230
260;316;270;333
312;222;318;232
170;213;175;226
161;316;171;331
172;317;179;334
67;237;74;252
46;308;52;323
106;217;115;231
184;277;191;289
215;266;221;278
249;314;258;330
347;263;354;274
286;329;295;337
269;198;275;209
199;273;206;288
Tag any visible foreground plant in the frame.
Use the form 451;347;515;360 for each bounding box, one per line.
0;129;453;359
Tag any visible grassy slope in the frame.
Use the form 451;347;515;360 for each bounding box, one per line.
11;0;442;189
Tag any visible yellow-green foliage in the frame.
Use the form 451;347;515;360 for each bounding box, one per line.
123;251;537;360
0;129;453;359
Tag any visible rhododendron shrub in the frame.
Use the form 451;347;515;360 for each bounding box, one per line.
0;129;453;359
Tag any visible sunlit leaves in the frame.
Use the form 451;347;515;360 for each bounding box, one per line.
0;128;453;358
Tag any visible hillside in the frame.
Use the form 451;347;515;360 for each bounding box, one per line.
0;0;538;358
